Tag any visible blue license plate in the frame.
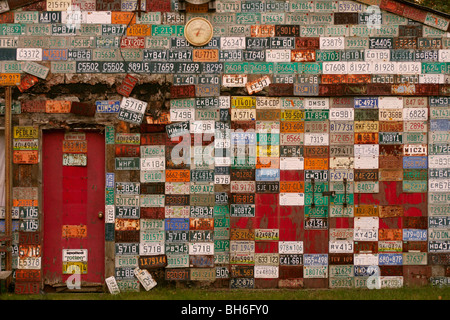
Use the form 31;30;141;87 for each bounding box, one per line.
354;97;378;108
231;132;256;145
354;265;379;277
255;169;280;181
402;229;427;241
165;218;189;231
303;254;328;266
403;156;427;169
430;119;450;131
378;253;403;265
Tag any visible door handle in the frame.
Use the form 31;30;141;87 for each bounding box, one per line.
98;212;104;219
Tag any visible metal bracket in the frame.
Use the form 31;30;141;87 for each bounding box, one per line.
322;191;335;197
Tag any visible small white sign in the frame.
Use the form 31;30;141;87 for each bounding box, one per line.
354;217;379;230
280;193;304;206
62;249;88;262
105;276;120;294
134;267;157;291
189;242;214;255
278;241;304;254
120;97;147;114
329;240;354;253
280;157;304;170
254;265;279;278
16;48;42;61
140;157;165;171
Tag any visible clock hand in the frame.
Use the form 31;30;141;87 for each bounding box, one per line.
196;27;203;37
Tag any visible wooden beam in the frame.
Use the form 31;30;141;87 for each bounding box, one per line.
4;86;12;289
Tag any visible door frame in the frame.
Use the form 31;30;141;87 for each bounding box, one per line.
41;128;106;293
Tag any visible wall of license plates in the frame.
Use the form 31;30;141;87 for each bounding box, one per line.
0;0;450;292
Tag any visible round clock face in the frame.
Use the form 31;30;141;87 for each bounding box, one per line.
184;17;213;47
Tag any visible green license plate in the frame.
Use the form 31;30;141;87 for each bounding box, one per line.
329;205;354;217
304;110;329;121
115;157;140;170
151;25;174;36
236;12;261;24
421;62;446;74
304;205;328;218
2;24;25;35
316;50;341;62
224;62;248;74
299;62;322;74
275;62;297;74
403;180;427;193
248;62;274;74
331;193;354;205
304;194;328;206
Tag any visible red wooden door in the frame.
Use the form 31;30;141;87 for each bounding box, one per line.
42;131;105;288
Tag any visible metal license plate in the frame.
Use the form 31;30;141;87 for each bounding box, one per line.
138;255;167;269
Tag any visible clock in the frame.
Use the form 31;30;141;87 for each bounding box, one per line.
184;17;214;47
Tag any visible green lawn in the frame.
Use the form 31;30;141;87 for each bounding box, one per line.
1;286;449;300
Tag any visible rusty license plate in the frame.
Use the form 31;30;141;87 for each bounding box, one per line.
62;225;87;238
62;140;87;153
13;150;39;164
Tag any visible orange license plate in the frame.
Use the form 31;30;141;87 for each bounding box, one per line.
62;225;87;238
165;169;190;182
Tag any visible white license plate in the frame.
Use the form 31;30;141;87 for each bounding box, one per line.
329;240;354;253
190;120;215;134
330;156;354;169
354;156;378;169
303;265;328;278
320;37;344;50
403;108;428;121
280;157;304;170
230;181;255;193
140;157;165;171
354;254;379;265
279;193;304;206
322;61;348;74
266;49;291;62
120;97;147;114
189;242;214;255
17;48;42;61
354;229;378;241
304;133;328;146
429;179;450;192
222;74;247;87
170;108;194;121
354;144;379;157
354;217;379;229
164;182;190;194
280;133;304;145
214;174;230;185
379;109;403;121
355;181;379;193
329;108;354;121
378;97;403;109
231;109;256;121
165;206;190;218
278;241;304;254
429;155;450;168
220;37;246;49
139;242;164;256
254;265;279;278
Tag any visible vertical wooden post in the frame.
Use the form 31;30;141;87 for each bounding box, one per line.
4;86;12;288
